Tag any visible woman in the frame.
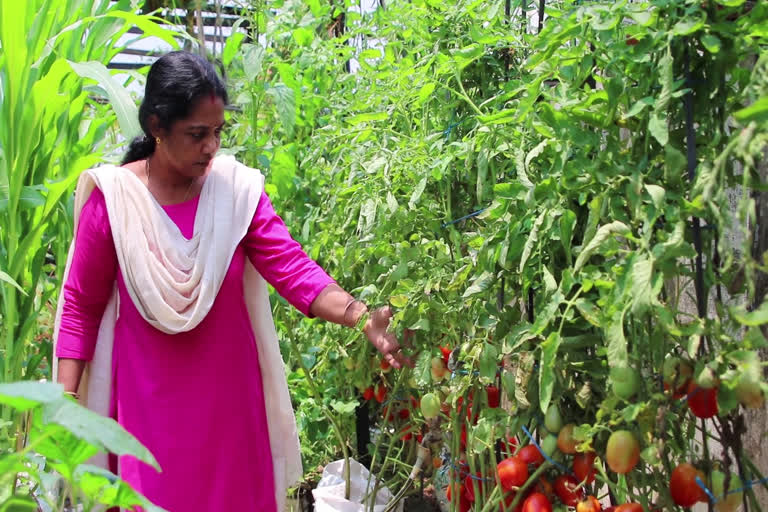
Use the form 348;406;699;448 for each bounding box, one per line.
53;51;410;511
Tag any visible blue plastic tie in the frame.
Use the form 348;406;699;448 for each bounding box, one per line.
729;476;768;495
520;425;571;475
695;475;717;503
441;208;488;229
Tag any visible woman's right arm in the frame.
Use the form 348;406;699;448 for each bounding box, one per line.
57;188;117;395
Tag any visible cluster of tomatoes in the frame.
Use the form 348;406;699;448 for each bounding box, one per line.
443;431;646;512
359;346;759;511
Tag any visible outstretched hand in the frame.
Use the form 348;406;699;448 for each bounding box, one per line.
363;306;414;369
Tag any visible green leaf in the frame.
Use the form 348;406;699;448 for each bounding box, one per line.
625;97;654;119
346;111;389;125
649;112;669;146
408;177;427;209
390;295;409;308
414;352;432;388
330;400;358;415
0;495;38;512
672;17;705;36
464;271;494;298
292;27;314;47
479;344;498;382
75;465;169;512
519;211;547;273
559;209;576;262
452;44;484;69
0;381;63;411
735;97;768;124
0;270;26;296
574;221;630;271
631;255;654;314
606;308;629;368
266;84;296;137
222;31;245;68
701;34;722;54
515;352;535;409
730;302;768;326
644;184;665;209
68;61;140;139
539;332;561;414
42;399;160;470
418;83;436;105
242;43;265;82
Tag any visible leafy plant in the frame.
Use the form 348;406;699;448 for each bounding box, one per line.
0;381;164;511
222;0;767;509
0;0;175;424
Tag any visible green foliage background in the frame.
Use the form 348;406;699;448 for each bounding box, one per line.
0;0;766;509
221;0;768;507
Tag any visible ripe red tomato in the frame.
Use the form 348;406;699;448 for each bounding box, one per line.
615;504;644;512
374;383;387;403
518;444;545;468
362;386;374;401
487;385;501;408
399;426;412;441
398;407;410;419
573;451;597;484
439;345;452;364
606;430;640;474
576;496;602;512
380;358;391;372
686;380;719;418
670;463;707;507
522;492;552;512
625;36;640;46
557;423;578;454
498;456;529;491
554;474;584;507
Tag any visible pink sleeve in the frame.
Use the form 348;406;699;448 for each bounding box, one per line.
56;188;117;361
243;191;335;317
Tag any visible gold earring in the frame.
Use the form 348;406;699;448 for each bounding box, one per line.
155;137;161;145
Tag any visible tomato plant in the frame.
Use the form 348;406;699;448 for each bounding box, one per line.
219;0;768;506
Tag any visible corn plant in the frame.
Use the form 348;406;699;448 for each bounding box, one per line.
0;0;176;404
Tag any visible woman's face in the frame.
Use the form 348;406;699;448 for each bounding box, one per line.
153;95;226;177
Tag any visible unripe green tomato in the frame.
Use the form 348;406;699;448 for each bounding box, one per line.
711;470;743;512
541;433;558;456
545;404;564;434
610;366;641;400
420;392;441;420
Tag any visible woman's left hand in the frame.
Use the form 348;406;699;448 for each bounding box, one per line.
364;306;413;369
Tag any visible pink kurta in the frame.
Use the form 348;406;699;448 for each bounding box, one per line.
56;187;334;511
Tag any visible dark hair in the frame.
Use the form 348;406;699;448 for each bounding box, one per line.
122;51;228;164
